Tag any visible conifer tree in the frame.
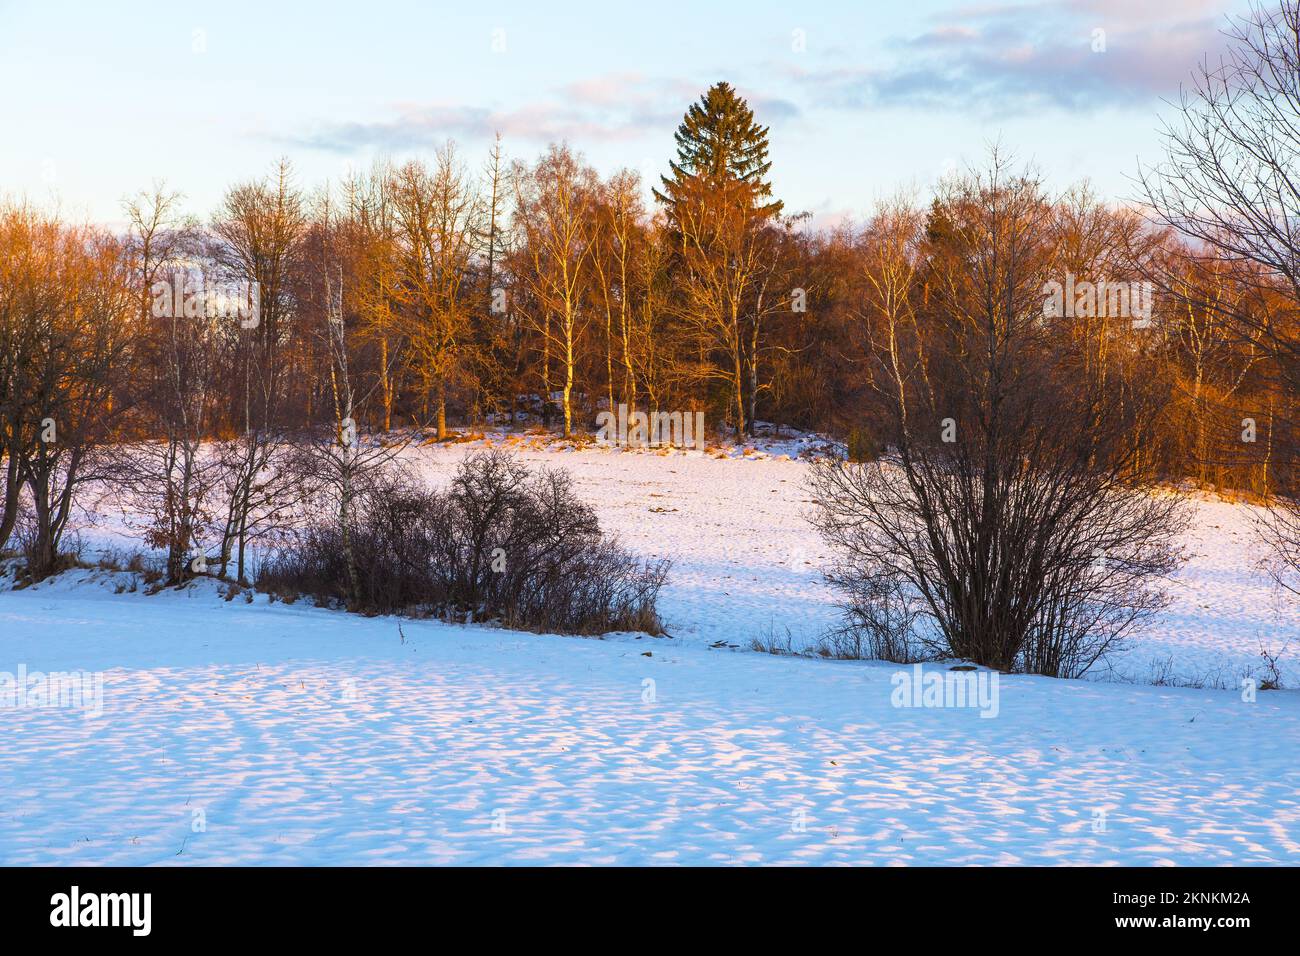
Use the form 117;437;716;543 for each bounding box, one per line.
655;81;782;222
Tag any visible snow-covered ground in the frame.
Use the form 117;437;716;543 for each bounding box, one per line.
412;434;1298;688
1;435;1298;865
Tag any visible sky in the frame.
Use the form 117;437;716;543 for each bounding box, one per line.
0;0;1257;228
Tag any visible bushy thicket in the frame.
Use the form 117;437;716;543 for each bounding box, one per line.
257;450;670;635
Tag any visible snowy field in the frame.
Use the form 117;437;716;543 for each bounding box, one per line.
1;435;1298;865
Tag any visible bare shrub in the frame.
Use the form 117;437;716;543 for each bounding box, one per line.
811;449;1185;678
817;572;933;663
258;472;447;613
110;439;220;584
13;509;86;581
258;449;669;635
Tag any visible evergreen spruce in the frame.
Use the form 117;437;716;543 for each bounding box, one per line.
655;81;782;222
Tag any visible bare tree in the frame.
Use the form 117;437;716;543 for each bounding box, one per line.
296;189;413;607
390;143;482;439
210;160;307;582
0;203;62;554
811;160;1185;676
512;144;596;437
1141;1;1300;584
591;169;653;415
111;185;224;582
345;161;403;433
20;224;135;578
672;174;781;438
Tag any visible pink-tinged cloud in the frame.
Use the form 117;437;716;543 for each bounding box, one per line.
284;74;798;154
792;0;1237;115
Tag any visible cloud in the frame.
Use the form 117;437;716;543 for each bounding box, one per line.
788;0;1235;116
276;0;1227;159
281;74;783;154
287;102;654;153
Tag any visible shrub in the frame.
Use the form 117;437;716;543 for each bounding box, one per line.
257;450;670;635
13;512;86;582
816;572;932;663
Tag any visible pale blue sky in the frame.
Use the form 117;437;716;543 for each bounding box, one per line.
0;0;1252;226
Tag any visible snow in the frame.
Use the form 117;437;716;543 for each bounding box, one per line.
407;435;1299;688
1;435;1298;865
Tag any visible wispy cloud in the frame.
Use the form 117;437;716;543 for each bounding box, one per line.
281;74;800;154
278;1;1232;160
787;0;1234;116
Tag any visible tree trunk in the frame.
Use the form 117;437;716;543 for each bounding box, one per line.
563;332;575;439
380;337;392;432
